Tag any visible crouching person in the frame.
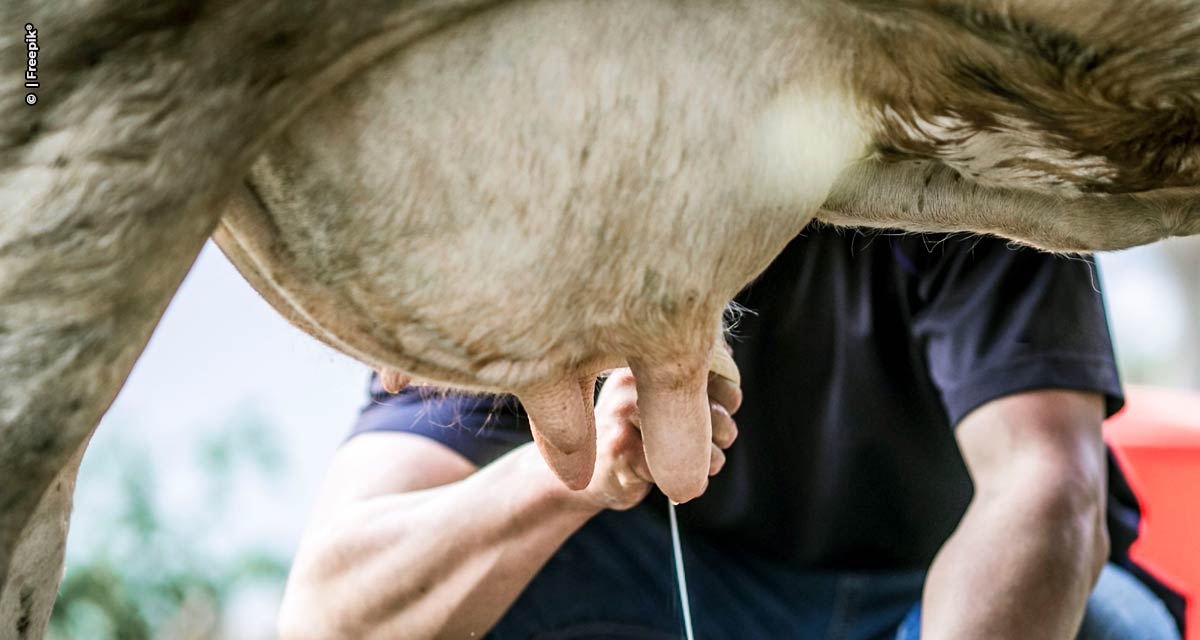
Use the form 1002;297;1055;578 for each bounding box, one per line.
280;226;1182;640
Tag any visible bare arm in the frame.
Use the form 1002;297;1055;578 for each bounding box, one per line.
921;390;1109;640
279;434;596;640
278;370;740;640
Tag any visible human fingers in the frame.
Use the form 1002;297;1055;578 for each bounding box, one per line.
707;372;743;416
596;368;640;423
709;443;727;477
710;401;738;449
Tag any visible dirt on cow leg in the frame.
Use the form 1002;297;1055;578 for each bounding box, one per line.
0;3;510;637
0;445;87;640
0;193;217;640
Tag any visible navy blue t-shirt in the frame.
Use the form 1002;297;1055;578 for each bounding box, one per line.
351;226;1124;571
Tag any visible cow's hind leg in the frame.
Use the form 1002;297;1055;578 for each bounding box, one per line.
0;443;87;639
0;148;220;640
0;3;506;637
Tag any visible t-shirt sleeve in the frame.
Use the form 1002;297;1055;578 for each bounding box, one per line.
347;373;533;467
909;236;1125;426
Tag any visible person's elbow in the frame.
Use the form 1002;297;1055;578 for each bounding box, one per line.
277;581;336;640
276;536;356;640
959;391;1112;591
1010;460;1110;582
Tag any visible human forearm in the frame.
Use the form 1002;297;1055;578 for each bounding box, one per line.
925;391;1110;639
279;369;737;639
280;443;600;640
921;477;1108;640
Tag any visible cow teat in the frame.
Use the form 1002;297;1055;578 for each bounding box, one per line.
378;367;413;394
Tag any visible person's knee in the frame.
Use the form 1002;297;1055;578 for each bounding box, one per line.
1076;564;1180;640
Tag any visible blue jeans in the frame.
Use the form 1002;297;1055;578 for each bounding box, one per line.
489;507;1180;640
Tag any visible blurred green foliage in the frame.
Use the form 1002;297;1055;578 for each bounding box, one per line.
49;408;291;640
